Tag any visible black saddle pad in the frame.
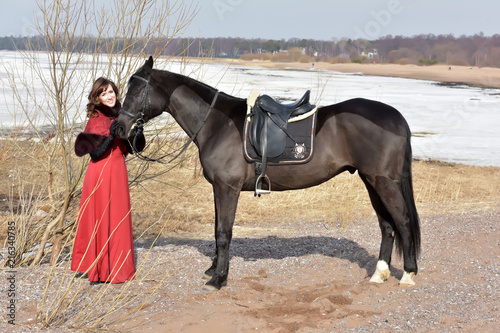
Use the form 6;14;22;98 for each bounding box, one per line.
243;112;317;165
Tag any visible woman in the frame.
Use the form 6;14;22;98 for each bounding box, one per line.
72;77;144;284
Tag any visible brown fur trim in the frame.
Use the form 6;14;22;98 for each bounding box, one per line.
74;132;108;157
97;100;121;118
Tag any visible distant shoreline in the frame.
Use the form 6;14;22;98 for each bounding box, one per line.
3;49;498;89
208;58;500;90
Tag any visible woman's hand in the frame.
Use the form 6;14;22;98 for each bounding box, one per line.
109;120;119;137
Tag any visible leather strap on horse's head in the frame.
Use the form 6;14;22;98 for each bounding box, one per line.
119;74;151;126
119;74;152;155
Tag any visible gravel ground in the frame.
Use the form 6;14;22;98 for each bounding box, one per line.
1;209;499;332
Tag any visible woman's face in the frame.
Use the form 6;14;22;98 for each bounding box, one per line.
98;84;116;108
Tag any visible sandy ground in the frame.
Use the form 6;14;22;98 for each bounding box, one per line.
221;59;500;89
2;209;499;332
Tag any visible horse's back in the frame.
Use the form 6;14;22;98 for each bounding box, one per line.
318;98;409;138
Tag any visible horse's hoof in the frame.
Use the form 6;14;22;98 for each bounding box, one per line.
399;271;416;286
369;275;385;283
203;276;227;291
202;284;220;292
204;268;215;280
369;260;390;283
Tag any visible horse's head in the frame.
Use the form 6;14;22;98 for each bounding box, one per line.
116;56;165;140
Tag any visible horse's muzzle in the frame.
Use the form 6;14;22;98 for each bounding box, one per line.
115;124;126;140
115;116;133;140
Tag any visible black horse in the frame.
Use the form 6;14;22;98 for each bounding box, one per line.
117;57;420;290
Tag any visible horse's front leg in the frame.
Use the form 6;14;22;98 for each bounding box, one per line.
204;178;241;290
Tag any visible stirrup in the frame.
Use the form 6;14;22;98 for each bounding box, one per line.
255;174;271;197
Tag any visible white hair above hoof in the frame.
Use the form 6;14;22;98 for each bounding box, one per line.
369;260;390;283
399;271;416;286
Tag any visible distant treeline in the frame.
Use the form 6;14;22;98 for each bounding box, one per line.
2;33;500;67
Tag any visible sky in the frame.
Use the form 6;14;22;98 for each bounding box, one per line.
1;0;498;40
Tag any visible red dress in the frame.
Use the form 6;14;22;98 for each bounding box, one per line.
71;112;135;283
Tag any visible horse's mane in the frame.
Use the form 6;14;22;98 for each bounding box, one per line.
153;68;245;106
151;68;248;133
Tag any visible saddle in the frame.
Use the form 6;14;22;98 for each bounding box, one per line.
244;90;318;196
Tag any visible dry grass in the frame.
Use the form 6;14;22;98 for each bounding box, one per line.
412;159;500;213
128;154;500;238
1;140;499;243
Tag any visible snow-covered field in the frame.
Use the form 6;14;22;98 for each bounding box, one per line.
1;52;499;166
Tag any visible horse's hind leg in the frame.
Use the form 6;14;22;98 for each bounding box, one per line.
360;174;395;283
360;174;418;285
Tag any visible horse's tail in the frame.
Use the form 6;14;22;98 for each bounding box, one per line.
396;126;421;258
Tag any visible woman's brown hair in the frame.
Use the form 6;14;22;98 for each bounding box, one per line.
86;77;120;118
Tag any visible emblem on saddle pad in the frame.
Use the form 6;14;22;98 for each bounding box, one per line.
292;143;307;159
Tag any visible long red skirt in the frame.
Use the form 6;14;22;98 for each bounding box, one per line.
71;145;135;283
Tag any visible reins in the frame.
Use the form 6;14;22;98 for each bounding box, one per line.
120;74;219;164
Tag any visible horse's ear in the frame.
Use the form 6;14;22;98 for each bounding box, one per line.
145;56;154;69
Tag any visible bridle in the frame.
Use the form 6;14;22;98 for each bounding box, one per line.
119;74;151;129
119;73;219;164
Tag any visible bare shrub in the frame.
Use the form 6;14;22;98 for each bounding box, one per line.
287;47;304;62
271;52;292;62
387;47;420;63
0;0;197;268
329;56;351;64
486;47;500;67
448;58;471;66
298;55;312;63
240;53;273;61
0;0;200;329
397;57;418;65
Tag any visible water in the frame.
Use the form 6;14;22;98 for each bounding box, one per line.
1;52;499;167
